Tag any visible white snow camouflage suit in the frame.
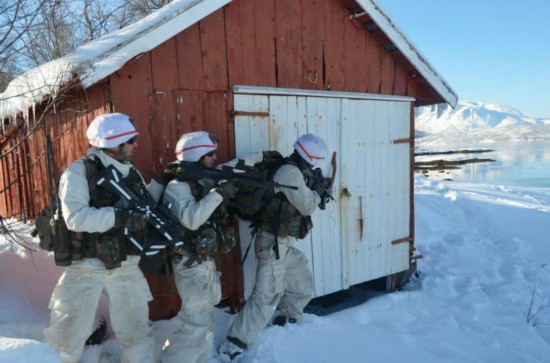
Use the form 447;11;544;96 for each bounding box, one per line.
43;149;162;363
226;152;320;347
159;176;225;363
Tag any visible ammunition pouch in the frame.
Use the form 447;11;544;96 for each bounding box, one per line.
297;216;313;239
69;231;96;261
139;241;174;275
259;217;311;239
258;198;312;239
193;226;218;259
218;224;237;253
51;215;72;266
95;235;123;270
35;207;55;252
178;219;233;262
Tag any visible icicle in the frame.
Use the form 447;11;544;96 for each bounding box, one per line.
23;108;29;132
32;104;36;128
51;86;58;115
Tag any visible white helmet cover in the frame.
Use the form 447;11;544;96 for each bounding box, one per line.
86;113;138;148
294;133;328;166
175;131;218;161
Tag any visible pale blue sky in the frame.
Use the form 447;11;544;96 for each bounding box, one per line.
376;0;550;118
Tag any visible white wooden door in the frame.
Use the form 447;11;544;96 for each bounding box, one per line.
233;86;413;298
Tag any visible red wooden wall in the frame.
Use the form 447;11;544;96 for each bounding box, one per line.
106;0;441;182
0;84;110;220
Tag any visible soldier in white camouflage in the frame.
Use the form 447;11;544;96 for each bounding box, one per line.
218;134;328;362
43;113;163;363
156;131;238;363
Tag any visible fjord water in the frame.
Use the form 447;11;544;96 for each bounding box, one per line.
420;140;550;188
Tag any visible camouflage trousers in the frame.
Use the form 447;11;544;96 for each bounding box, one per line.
227;231;313;346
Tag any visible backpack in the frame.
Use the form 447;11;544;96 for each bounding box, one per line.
34;157;100;265
34;200;66;252
228;151;287;222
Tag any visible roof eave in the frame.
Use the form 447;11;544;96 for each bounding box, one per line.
0;0;231;120
355;0;458;108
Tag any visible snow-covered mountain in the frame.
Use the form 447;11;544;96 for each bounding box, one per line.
416;101;550;134
415;101;550;145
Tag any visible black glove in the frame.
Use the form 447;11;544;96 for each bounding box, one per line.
311;179;327;196
216;179;238;199
153;163;180;186
114;208;147;232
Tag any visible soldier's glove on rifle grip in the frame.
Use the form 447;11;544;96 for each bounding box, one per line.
153;163;180;186
215;180;238;199
114;209;147;232
311;180;326;197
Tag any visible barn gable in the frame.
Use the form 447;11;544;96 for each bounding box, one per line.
0;0;456;123
0;0;458;317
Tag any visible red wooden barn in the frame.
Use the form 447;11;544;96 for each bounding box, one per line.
0;0;457;319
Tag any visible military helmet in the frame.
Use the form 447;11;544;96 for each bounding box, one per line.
86;113;138;148
175;131;218;161
294;133;327;166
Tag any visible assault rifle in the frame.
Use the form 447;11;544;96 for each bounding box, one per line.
96;165;200;266
302;152;337;210
177;159;298;210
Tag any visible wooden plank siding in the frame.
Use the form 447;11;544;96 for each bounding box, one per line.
233;90;412;297
176;23;204;90
151;38;180;91
223;0;419;97
110;54;154;179
301;0;326;90
274;0;302;87
149;91;177;173
200;9;229;91
0;84;109;220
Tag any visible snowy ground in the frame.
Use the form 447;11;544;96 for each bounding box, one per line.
2;143;550;362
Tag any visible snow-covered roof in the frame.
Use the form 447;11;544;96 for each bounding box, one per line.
0;0;457;122
355;0;458;107
0;0;230;121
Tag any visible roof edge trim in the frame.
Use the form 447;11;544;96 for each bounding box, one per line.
356;0;458;107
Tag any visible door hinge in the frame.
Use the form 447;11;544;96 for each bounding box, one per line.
392;138;412;144
232;110;270;118
392;236;412;245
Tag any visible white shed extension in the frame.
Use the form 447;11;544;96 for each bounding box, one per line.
233;85;414;298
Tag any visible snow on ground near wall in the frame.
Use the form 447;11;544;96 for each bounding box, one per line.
1;175;550;362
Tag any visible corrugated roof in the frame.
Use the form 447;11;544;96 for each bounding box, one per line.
0;0;457;122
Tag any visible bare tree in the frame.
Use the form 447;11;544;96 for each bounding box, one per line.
1;0;173;93
0;0;45;91
23;0;79;68
82;0;132;41
127;0;173;18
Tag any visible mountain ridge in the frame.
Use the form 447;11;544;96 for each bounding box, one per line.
416;101;550;135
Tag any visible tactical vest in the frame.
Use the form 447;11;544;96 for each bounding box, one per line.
243;154;313;239
63;156;151;268
177;173;237;259
258;172;311;238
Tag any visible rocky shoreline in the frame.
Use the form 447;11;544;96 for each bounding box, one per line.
415;149;495;176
